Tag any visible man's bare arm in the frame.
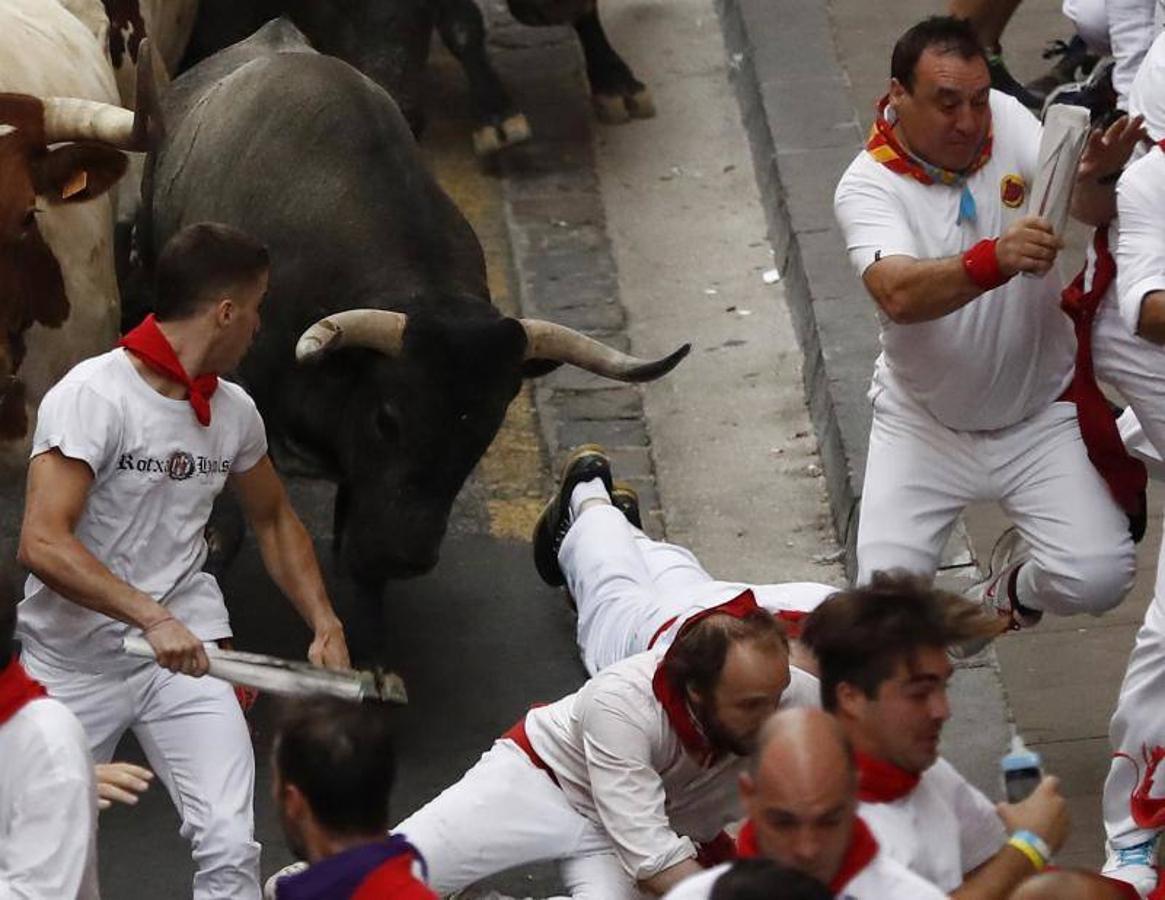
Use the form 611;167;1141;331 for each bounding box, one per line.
1137;291;1165;343
862;215;1061;324
230;456;349;669
1071;115;1147;227
17;450;209;675
640;859;705;896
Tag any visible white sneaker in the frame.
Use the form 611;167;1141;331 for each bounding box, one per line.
263;861;308;900
1103;837;1160;897
954;528;1038;658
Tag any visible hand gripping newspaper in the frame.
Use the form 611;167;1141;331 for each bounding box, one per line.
122;636;408;705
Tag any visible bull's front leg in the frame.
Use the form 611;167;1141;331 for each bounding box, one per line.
575;3;655;124
435;0;532;156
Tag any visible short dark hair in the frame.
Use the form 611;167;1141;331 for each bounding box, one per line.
891;16;988;92
154;222;269;322
800;570;1005;711
273;697;396;837
711;859;833;900
661;607;788;701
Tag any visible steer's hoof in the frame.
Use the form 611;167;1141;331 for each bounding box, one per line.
472;113;532;157
593;92;631;124
502;113;531;144
626;87;656;119
593;86;656;124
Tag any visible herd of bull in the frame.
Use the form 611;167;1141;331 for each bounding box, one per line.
0;0;688;661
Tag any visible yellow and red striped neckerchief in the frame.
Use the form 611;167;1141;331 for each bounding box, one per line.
866;94;993;224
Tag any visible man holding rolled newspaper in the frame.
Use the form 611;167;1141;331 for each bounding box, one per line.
15;223;351;900
834;15;1147;634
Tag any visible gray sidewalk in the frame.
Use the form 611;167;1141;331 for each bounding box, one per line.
722;0;1163;869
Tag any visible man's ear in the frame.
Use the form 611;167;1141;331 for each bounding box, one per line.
888;78;909;109
738;771;756;802
32;142;128;204
834;681;866;719
282;782;309;819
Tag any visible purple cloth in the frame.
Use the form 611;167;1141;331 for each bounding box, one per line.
276;835;424;900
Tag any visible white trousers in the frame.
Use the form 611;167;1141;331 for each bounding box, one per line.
21;650;261;900
558;504;833;676
1062;0;1163;104
394;739;647;899
856;368;1135;616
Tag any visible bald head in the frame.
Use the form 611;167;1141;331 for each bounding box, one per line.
754;708;853;783
741;708;857;886
1009;871;1137;900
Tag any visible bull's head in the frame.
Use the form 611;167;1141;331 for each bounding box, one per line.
0;43;157;440
292;308;688;583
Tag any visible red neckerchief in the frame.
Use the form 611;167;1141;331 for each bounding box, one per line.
855;751;922;803
1059;227;1147;526
737;816;879;893
866;95;993;187
1158;138;1165;152
0;657;48;726
651;590;762;768
119;314;219;426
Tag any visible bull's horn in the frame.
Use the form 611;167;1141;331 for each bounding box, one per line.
43;39;157;150
296;309;409;362
519;319;690;382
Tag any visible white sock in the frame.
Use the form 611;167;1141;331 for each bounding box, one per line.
569;477;611;519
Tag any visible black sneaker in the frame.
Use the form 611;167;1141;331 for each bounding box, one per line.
1026;36;1100;108
988;49;1044;110
532;444;613;586
1042;57;1120;127
611;482;642;530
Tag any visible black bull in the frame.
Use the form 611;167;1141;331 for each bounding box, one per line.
140;19;686;653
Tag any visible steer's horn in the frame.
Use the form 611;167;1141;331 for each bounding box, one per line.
43;39;157;150
519;319;690;382
296;309;409;362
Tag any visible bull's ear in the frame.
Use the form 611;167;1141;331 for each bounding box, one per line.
520;359;563;378
32;142;128;204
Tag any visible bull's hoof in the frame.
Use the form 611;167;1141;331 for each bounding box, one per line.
593;92;631;124
625;87;656;119
593;86;655;124
472;113;532;157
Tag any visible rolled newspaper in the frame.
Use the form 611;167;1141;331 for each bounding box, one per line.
1027;103;1092;237
122;636;407;705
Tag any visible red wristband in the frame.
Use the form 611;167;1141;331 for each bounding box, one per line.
962;238;1011;291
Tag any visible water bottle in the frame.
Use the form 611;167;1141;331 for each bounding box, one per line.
1002;734;1043;803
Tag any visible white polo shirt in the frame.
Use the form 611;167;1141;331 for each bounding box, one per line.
0;695;99;899
1116;149;1165;333
662;850;949;900
834;91;1074;431
18;349;268;673
522;649;820;882
858;757;1006;892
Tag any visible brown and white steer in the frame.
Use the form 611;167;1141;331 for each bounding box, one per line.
1;0;151;563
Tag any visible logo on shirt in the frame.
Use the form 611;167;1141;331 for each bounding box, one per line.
117;451;232;480
1000;173;1026;208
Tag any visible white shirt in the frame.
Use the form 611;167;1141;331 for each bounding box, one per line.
858;758;1005;892
0;696;99;900
662;848;949;899
834;91;1074;431
523;649;820;882
18;349;268;673
1116;149;1165;332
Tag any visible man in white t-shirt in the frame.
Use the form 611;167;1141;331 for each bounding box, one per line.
394;596;815;898
834;15;1148;633
15;222;351;900
0;571;99;900
532;443;835;676
800;573;1079;898
663;708;947;900
1096;68;1165;891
